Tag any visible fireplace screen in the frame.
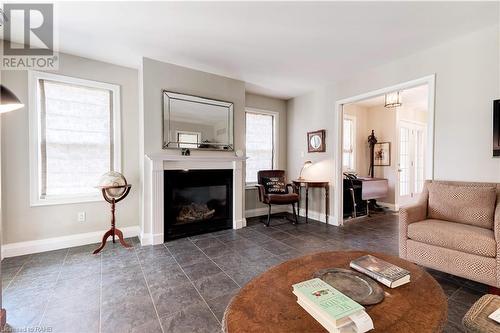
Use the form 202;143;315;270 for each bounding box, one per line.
164;169;232;240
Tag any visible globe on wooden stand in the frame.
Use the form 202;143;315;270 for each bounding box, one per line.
93;171;133;254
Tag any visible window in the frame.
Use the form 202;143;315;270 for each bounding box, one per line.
343;115;356;171
245;109;278;184
177;131;200;148
29;71;121;206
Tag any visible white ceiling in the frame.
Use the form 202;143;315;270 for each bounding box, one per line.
13;1;500;99
355;84;429;111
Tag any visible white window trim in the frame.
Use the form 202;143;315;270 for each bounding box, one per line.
244;107;279;187
28;70;122;207
343;114;356;172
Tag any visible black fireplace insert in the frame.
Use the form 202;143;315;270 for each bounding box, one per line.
164;169;233;241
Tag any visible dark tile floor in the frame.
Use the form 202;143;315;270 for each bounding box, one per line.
1;213;487;332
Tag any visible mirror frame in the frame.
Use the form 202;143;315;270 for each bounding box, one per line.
162;90;234;151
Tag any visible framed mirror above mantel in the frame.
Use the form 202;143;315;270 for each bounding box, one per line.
162;91;234;151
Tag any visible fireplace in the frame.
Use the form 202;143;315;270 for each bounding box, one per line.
164;169;233;240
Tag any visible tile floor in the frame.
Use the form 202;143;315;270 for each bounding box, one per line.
1;213;487;332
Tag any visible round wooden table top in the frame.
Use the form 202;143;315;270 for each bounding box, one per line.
223;251;447;333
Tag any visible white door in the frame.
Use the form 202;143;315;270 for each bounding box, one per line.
398;121;426;207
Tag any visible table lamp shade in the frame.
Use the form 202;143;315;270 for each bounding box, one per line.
0;85;24;114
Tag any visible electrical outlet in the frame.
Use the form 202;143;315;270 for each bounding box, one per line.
77;212;86;222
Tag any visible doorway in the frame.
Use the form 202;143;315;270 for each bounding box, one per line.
334;75;435;226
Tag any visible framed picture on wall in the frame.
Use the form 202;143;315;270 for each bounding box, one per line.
307;129;326;152
374;142;391;166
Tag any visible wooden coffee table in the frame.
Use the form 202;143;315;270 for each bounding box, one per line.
223;251;447;333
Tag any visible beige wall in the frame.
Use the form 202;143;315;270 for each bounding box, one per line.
244;93;287;213
287;24;500;223
1;54;140;244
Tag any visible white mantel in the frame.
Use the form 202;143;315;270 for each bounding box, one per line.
141;153;246;245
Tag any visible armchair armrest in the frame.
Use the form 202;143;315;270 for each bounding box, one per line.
255;184;266;203
400;201;427;226
399;200;427;259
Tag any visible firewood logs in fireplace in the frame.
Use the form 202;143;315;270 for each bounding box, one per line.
177;203;216;223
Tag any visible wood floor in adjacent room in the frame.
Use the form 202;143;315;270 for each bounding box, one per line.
2;213;485;332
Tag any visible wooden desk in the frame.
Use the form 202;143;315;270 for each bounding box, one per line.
223;251;447;333
292;180;329;224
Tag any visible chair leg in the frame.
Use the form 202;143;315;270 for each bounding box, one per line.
292;203;298;225
266;204;271;227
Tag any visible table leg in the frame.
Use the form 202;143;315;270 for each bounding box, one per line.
305;185;309;224
325;185;329;225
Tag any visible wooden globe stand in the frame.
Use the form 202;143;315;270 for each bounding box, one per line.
93;184;133;254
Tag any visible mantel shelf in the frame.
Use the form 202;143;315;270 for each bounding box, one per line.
146;153;247;162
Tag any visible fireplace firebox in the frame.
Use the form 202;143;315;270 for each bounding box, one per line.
164;169;233;241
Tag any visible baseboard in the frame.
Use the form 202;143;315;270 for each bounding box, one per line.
245;206;288;218
285;206;334;224
2;226;140;258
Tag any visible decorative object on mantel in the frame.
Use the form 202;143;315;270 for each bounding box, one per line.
384;91;402;108
181;148;190;156
297;160;313;180
367;130;378;178
307;129;326;152
374;142;391;167
493;99;500;157
93;171;133;254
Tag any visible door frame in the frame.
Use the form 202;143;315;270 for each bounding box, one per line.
333;74;436;226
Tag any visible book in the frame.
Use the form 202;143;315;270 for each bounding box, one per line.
296;298;356;333
488;307;500;324
293;278;365;322
350;255;410;288
293;278;374;333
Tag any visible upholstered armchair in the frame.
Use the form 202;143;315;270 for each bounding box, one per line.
399;180;500;288
256;170;299;227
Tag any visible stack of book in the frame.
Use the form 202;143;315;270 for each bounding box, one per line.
350;255;410;288
292;278;374;333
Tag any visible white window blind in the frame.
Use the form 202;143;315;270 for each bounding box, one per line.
343;117;355;171
245;112;275;183
38;79;114;199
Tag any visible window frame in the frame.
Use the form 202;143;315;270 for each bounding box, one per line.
28;70;121;206
244;107;279;187
343;114;356;172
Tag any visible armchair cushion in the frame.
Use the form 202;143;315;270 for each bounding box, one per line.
264;193;299;205
428;183;497;229
262;176;288;194
407;219;496;258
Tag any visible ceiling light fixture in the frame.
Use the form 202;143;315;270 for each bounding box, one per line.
384;91;402;108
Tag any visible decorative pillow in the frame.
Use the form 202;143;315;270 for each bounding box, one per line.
262;177;288;194
428;183;497;229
